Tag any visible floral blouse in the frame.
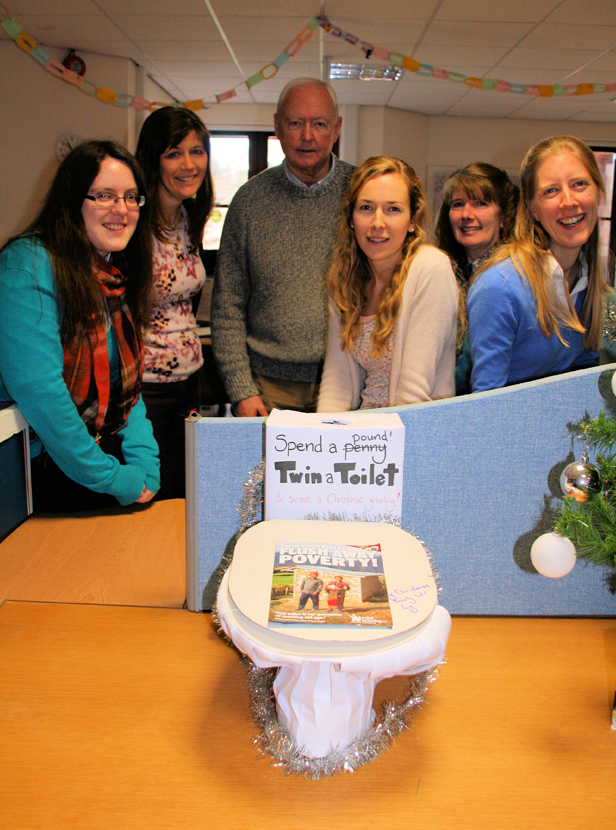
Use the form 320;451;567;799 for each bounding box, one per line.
143;207;206;383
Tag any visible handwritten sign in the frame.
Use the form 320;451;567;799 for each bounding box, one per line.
264;409;405;521
388;584;432;614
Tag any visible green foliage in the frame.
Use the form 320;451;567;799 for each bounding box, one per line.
554;412;616;589
579;412;616;455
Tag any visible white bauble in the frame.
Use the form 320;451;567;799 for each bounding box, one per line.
530;533;577;578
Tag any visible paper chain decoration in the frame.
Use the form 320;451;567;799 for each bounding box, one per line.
0;4;318;111
317;15;616;98
2;4;615;113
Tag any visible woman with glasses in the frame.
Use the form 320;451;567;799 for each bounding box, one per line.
0;140;159;511
136;108;214;496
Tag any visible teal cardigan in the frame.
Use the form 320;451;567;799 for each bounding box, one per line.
0;238;159;505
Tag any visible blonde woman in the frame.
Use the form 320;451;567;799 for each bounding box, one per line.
468;136;610;392
317;156;458;412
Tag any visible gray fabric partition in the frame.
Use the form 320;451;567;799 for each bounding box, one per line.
187;364;616;616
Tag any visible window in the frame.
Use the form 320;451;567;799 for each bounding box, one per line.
203;131;282;259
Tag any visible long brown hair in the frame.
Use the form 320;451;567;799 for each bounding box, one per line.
2;140;153;342
136;106;214;248
329;155;427;355
434;163;519;350
475;136;609;349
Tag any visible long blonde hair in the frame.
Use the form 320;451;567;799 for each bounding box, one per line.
329;155;427;355
474;136;609;349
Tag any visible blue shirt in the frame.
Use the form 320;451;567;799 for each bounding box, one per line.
467;255;598;392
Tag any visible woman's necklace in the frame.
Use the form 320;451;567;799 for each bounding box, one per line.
565;257;581;291
162;209;182;233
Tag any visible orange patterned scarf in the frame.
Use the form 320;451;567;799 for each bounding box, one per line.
62;255;143;436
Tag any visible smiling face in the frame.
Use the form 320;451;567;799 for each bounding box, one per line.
449;190;502;263
352;172;414;277
274;83;341;186
158;130;208;210
530;150;601;266
81;156;140;258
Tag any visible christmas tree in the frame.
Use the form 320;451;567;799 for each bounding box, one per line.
554;411;616;593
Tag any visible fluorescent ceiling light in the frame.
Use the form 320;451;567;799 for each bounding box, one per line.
326;60;403;82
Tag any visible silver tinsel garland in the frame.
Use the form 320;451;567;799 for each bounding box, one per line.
604;298;616;345
213;461;443;778
244;659;439;779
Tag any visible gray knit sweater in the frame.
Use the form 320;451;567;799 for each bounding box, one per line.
211;160;354;405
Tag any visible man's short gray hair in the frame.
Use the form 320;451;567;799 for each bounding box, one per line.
276;77;339;118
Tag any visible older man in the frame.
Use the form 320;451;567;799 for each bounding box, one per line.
211;77;354;416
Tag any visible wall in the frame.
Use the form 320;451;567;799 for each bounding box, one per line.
383;108;429;179
356;105;386;162
356;107;431;177
357;105;616;184
188;365;616;615
0;41;173;245
200;102;276;131
426;113;616;171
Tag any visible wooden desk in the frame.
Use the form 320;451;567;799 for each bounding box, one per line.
0;499;186;608
0;602;614;830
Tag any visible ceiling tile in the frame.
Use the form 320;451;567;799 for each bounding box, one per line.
435;0;560;22
521;23;616;51
569;111;616;122
545;0;616;26
217;16;318;41
119;15;218;41
413;45;510;67
11;14;126;44
326;0;437;18
420;20;535;47
322;18;427;47
10;0;104;15
497;48;602;71
3;0;615;123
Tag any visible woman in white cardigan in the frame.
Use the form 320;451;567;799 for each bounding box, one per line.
317;156;458;412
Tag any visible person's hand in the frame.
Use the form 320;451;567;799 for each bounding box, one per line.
233;396;269;417
136;487;155;504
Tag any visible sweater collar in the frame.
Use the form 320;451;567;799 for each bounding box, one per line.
282;154;337;190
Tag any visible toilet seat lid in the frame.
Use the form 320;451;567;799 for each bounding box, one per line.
228;519;438;645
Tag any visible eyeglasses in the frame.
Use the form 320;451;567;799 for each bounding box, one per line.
84;192;146;209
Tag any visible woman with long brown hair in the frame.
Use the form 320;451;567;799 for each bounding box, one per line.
467;136;610;392
136;107;214;494
434;163;519;393
0;140;159;510
317;155;458;412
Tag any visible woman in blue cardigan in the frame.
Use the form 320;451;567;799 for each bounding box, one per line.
467;136;610;392
434;162;519;394
0;140;160;511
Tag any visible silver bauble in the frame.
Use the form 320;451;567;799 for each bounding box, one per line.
560;451;601;503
